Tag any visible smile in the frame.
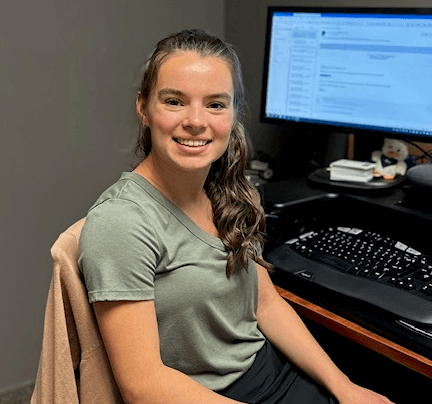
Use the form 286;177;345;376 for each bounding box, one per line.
174;138;211;147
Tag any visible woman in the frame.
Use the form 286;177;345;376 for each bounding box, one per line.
79;29;394;404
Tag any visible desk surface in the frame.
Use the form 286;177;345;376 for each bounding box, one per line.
265;177;432;379
276;286;432;379
264;176;432;222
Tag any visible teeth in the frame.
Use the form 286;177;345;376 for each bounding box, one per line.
176;139;208;147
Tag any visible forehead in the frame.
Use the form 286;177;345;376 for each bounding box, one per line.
155;51;234;92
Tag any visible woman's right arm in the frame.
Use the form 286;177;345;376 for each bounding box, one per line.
93;299;244;404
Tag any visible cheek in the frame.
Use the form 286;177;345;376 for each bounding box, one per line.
216;122;233;159
149;111;178;136
218;123;232;140
215;115;234;140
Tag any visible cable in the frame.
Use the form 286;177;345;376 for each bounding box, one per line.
405;140;432;163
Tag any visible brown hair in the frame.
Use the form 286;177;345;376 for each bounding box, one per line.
135;29;272;276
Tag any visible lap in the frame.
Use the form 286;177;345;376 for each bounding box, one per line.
217;341;337;404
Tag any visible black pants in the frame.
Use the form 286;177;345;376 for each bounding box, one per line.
217;341;338;404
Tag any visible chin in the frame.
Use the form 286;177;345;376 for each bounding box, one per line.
173;154;224;173
177;163;212;174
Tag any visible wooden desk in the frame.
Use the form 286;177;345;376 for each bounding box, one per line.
276;285;432;379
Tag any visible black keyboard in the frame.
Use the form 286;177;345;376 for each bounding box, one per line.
267;227;432;327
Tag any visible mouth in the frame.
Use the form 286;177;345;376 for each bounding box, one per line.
174;138;211;147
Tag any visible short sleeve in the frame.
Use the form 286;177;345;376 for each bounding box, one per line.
78;199;161;303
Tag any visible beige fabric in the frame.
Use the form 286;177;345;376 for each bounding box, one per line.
31;218;124;403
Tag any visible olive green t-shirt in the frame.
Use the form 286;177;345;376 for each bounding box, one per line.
78;172;265;391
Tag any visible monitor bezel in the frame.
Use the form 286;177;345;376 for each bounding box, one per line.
259;6;432;144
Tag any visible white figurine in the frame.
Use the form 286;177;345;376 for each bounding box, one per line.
371;138;408;180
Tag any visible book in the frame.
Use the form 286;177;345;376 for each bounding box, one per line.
329;159;375;183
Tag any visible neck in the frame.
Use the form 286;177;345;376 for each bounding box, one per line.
133;155;210;209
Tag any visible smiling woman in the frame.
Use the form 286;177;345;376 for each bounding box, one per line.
76;29;394;404
133;30;269;276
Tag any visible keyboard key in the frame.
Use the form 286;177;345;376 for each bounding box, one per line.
421;285;432;297
369;271;385;279
395;241;408;251
413;270;432;282
403;282;416;291
407;247;422;256
358;268;372;277
387;277;398;285
347;266;360;275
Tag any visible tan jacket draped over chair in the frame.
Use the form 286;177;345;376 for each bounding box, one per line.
31;218;124;403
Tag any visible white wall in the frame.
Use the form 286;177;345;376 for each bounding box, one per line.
0;0;224;392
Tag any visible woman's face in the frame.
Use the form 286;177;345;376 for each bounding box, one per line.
140;51;235;175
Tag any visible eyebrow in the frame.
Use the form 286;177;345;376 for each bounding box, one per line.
158;88;184;98
210;92;233;102
158;88;233;103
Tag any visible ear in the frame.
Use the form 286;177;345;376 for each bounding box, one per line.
136;95;147;125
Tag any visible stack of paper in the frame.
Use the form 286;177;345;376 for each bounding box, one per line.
329;159;376;183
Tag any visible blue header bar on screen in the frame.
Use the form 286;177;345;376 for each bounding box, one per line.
273;11;432;20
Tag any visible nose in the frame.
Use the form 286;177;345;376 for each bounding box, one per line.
183;104;207;132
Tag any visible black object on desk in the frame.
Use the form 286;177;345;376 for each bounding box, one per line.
263;177;432;361
308;167;406;192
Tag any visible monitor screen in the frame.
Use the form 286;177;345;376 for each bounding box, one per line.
260;7;432;142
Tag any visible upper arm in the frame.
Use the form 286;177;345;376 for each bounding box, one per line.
93;299;163;400
256;262;282;321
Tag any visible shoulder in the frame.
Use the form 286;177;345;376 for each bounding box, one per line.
84;173;169;234
80;175;166;261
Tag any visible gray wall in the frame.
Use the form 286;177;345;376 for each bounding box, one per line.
225;0;432;177
0;0;224;392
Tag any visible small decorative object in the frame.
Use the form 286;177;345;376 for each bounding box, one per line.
246;160;274;180
371;138;409;180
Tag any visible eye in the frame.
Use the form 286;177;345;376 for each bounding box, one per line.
165;99;182;107
208;102;226;110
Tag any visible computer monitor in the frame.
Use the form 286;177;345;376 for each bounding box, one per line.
260;7;432;145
